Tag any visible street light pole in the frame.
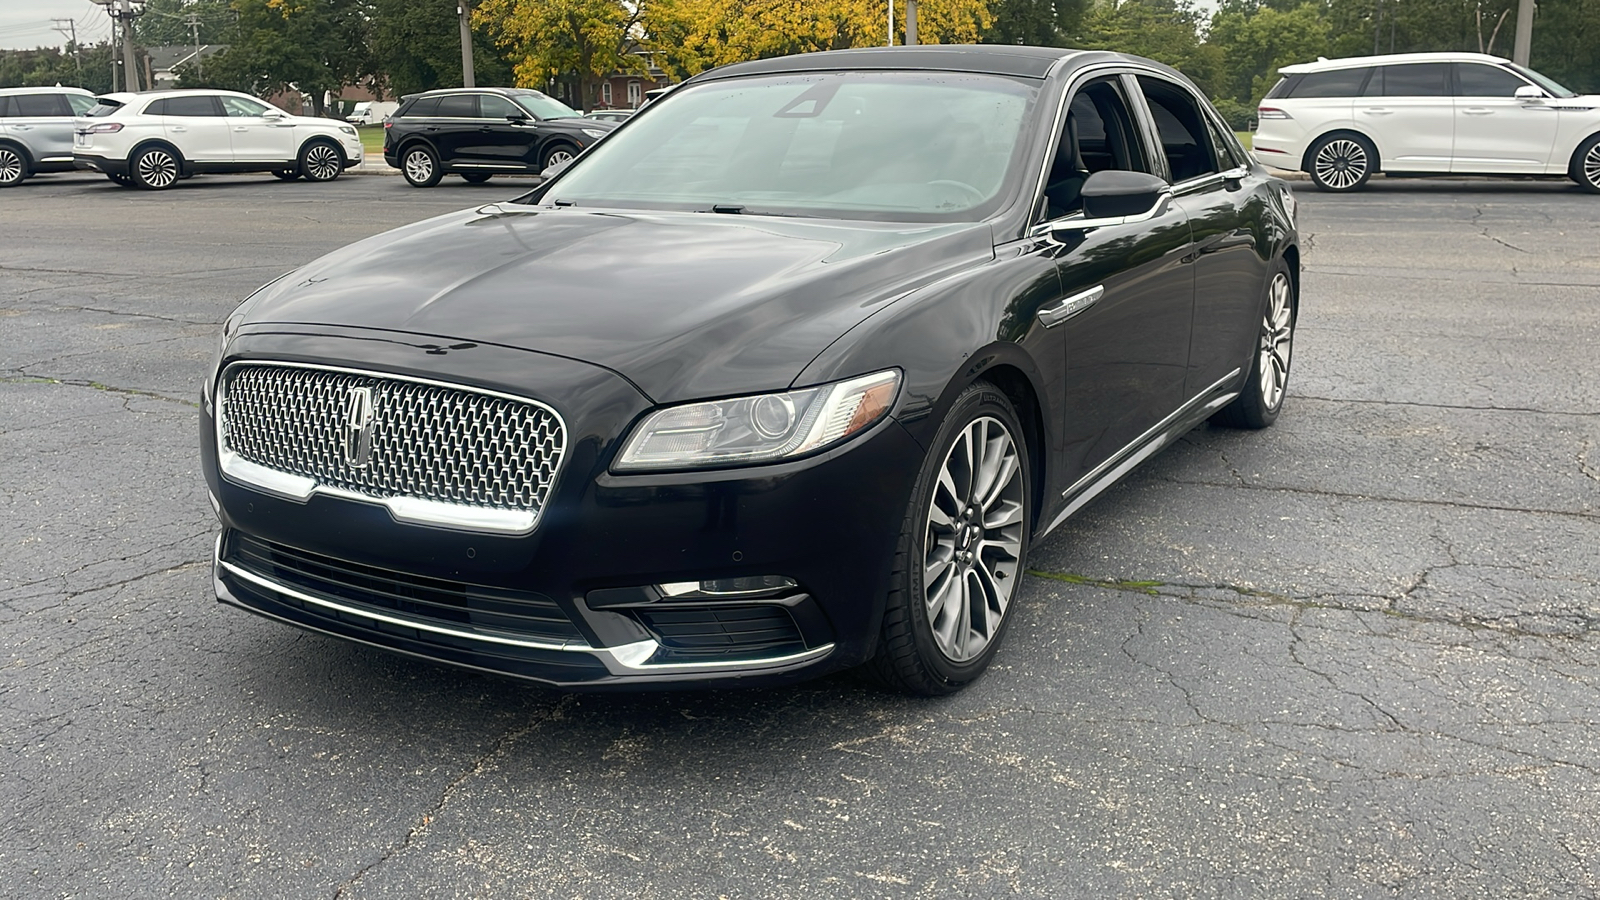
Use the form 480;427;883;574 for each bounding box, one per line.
458;2;476;88
119;0;141;91
1512;0;1535;65
905;0;918;45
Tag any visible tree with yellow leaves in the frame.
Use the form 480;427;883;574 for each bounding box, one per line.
474;0;652;109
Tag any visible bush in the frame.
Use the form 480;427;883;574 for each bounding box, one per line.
1211;97;1256;132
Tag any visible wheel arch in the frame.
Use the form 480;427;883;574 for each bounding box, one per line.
296;133;346;163
130;138;186;171
968;362;1048;534
395;135;439;161
0;137;35;166
1567;130;1600;176
1301;128;1382;174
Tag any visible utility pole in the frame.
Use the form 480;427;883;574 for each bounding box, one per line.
458;2;475;88
888;0;894;46
50;18;80;86
185;12;203;80
905;0;918;45
1512;0;1535;65
92;0;147;92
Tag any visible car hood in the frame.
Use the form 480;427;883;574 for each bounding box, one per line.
238;206;994;403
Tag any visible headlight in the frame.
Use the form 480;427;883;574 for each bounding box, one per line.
339;125;357;136
615;370;900;471
580;128;607;140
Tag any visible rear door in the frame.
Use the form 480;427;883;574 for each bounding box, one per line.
161;95;232;162
8;92;76;165
1360;63;1454;172
1450;62;1559;173
429;93;479;163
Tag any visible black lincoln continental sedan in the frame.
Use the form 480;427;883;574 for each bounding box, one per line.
203;45;1300;695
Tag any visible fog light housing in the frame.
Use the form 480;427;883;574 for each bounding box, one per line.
658;576;797;599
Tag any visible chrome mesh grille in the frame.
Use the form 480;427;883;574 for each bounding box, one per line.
220;363;564;515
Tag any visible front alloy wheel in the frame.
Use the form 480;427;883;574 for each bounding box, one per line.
299;142;342;182
132;147;179;190
1309;135;1373;192
866;383;1030;695
1572;135;1600;194
0;146;26;187
542;145;576;169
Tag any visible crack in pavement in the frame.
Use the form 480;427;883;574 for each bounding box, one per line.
329;695;577;900
1155;476;1600;522
1471;204;1533;254
1292;394;1600;418
0;374;199;409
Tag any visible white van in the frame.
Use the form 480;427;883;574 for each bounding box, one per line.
346;101;399;126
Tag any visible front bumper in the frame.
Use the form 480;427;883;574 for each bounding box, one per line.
203;328;922;689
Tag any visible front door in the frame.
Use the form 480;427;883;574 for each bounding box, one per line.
1450;62;1560;173
1359;63;1455;172
474;93;538;169
1039;75;1196;487
221;95;297;164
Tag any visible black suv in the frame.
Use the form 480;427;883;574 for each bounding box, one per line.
383;87;616;187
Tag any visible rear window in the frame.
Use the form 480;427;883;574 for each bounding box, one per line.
0;96;10;118
85;99;124;117
1288;68;1372;98
1261;77;1293;100
435;94;476;117
403;97;440;117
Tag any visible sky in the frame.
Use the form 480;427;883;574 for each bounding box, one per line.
0;0;122;51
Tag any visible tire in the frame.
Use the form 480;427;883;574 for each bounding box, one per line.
131;145;181;190
1307;133;1376;192
1212;260;1296;430
106;173;133;187
272;169;300;181
864;382;1032;696
298;140;343;182
1570;134;1600;194
541;143;577;170
0;145;30;187
460;173;492;184
401;144;442;188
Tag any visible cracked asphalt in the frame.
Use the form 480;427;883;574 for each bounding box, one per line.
3;172;1599;898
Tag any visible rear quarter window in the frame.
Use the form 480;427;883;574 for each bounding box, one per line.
1287;68;1372;98
403;97;441;117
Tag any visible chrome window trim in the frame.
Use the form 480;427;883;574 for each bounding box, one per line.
215;360;567;536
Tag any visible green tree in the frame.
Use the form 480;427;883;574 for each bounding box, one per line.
1074;0;1218;91
1205;2;1330;104
475;0;649;106
196;0;371;115
371;0;514;96
133;0;237;48
984;0;1087;47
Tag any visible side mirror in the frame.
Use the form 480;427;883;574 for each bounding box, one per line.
1048;170;1173;240
507;113;531;124
1515;85;1547;103
262;109;285;120
1081;170;1170;219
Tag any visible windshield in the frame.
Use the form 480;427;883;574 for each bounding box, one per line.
1509;64;1577;98
542;72;1036;221
514;93;580;119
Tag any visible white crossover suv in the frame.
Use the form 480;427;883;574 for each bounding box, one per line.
1253;52;1600;193
74;89;364;189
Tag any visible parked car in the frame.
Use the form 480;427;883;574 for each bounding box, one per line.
382;87;616;187
1254;51;1600;192
0;86;96;187
203;46;1299;694
345;100;398;126
73;89;363;189
584;109;633;123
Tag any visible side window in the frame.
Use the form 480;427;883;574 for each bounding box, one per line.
1288;68;1371;98
66;94;96;115
15;93;71;117
222;96;271;117
406;97;441;117
478;94;521;120
1137;76;1220;183
166;96;222;117
602;82;613;106
0;96;11;118
1379;64;1450;97
435;94;476;118
1206;117;1240;170
145;99;170;116
1455;63;1530;97
1042;77;1149;219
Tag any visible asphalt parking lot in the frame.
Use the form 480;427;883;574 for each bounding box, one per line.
3;170;1599;898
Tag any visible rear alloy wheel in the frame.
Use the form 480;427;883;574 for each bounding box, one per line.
402;145;442;188
1308;134;1375;192
0;146;27;187
299;141;343;182
460;173;493;184
1571;134;1600;194
866;382;1030;695
1213;260;1296;429
272;169;300;181
131;146;180;190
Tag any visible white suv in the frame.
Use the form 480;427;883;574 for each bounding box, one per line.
1253;52;1600;193
74;89;364;189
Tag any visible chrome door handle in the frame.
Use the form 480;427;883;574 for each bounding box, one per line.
1462;108;1493;115
1362;108;1393;115
1038;285;1104;328
234;126;248;131
171;125;187;132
